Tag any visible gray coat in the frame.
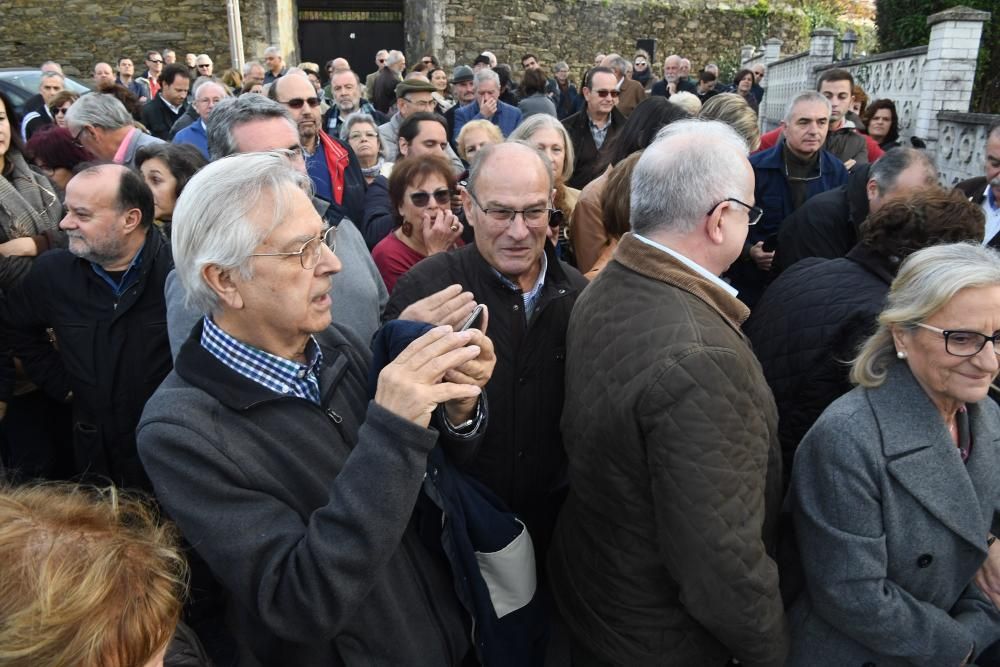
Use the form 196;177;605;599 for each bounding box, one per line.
788;361;1000;666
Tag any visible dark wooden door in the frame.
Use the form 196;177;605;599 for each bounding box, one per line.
298;1;404;81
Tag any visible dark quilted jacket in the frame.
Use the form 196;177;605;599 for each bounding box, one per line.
549;233;788;666
743;244;894;488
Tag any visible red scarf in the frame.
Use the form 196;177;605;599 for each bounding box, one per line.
317;130;349;205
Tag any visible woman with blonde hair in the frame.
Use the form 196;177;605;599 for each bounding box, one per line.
0;483;191;667
456;118;503;164
699;93;761;151
787;242;1000;666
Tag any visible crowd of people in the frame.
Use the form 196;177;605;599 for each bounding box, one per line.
0;39;999;667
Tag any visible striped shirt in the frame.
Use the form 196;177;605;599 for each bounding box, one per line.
200;316;324;405
493;251;548;321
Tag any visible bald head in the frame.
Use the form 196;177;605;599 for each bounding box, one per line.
93;62;115;88
470;141;554;193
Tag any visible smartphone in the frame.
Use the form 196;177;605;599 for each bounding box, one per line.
459;304;485;332
762;233;779;253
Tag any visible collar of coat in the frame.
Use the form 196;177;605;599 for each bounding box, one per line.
870;361;1000;550
612;232;749;332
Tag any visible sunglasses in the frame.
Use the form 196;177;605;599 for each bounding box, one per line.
49;107;69;116
409;188;451;207
282;97;321;109
147;59;163;64
634;60;647;66
592;89;620;98
197;64;212;68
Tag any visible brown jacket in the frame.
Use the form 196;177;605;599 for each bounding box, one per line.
617;77;647;117
549;233;789;666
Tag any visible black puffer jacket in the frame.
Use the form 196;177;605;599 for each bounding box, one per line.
774;163;871;274
743;244;894;488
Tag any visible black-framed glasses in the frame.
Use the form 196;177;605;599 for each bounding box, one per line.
197;64;212;69
409;188;451;207
281;96;321;109
50;106;69;116
250;227;336;270
707;198;763;226
72;126;88;148
147;58;163;64
914;323;1000;357
467;190;557;229
592;89;620;98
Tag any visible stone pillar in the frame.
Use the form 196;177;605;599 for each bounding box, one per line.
406;0;449;65
808;28;837;60
741;44;756;65
764;38;783;63
914;6;991;151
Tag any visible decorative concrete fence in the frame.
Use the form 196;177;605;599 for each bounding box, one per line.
741;6;996;184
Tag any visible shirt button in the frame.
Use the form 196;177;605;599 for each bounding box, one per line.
513;304;520;311
917;554;933;568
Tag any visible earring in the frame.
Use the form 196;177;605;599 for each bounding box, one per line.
897;351;907;360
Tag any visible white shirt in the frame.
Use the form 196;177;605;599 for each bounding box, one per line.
982;186;1000;245
633;233;739;298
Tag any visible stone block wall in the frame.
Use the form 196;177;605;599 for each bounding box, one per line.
409;0;810;82
0;0;280;78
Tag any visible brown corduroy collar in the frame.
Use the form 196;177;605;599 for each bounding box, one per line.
612;232;750;332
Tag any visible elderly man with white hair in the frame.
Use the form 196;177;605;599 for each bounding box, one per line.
263;45;287;83
172;78;229;158
65;93;163;167
451;68;523;142
549;119;789;666
137;150;496;666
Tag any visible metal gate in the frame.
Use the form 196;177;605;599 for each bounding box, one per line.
298;0;404;80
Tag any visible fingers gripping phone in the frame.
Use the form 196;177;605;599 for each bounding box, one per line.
459;304;486;332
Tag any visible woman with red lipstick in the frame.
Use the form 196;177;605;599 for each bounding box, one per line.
786;242;1000;666
372;153;463;293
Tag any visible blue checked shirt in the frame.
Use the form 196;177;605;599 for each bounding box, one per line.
200;316;324;405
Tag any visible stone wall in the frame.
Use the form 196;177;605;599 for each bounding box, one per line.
409;0;810;82
0;0;282;78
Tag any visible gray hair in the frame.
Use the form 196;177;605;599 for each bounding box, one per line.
468;141;554;196
65;93;133;131
605;55;630;78
263;46;281;58
506;114;575;183
851;243;1000;387
191;76;226;99
630;119;749;236
553;61;569;73
171;151;314;314
386;50;404;66
783;90;831;123
869;147;937;194
40;71;64;83
205;94;296;161
473;68;500;92
243;60;263;76
339;112;382;155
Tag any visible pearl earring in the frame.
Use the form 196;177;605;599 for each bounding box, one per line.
897;351;907;360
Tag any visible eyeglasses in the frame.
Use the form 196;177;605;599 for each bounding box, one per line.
422;59;434;65
50;106;69;116
147;58;163;64
281;96;321;109
592;89;620;98
348;130;379;141
197;64;212;69
707;198;763;226
467;190;557;228
409;188;451;207
401;97;437;110
634;60;647;67
250;227;336;270
72;126;88;148
914;323;1000;357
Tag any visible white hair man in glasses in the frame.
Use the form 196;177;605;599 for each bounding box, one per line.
137;151;496;665
549;119;788;666
384;141;587;567
269;71;367;230
165;94;387;358
562;66;626;188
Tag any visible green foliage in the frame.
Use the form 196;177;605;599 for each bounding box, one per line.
876;0;999;112
739;0;774;46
